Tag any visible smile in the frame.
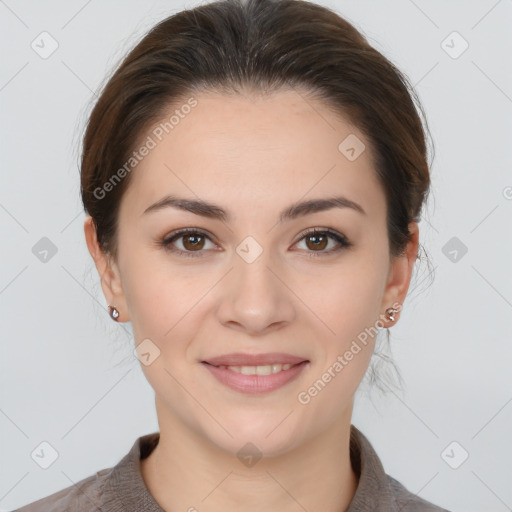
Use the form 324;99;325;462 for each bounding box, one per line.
216;363;296;375
201;361;309;394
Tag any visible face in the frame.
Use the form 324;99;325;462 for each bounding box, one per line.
86;88;417;457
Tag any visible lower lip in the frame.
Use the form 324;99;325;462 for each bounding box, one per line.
201;361;309;394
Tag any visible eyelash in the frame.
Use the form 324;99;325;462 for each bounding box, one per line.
159;227;352;259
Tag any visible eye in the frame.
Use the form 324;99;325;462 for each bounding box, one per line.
293;228;352;257
160;228;217;258
159;227;351;259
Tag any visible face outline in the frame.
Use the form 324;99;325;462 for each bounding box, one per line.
84;88;418;459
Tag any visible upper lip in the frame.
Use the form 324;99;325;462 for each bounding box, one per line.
202;352;309;367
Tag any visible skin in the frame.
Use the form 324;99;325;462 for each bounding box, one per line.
85;88;419;512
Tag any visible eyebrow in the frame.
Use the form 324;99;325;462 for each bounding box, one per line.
142;194;366;222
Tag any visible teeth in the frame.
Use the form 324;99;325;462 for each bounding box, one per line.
219;363;294;375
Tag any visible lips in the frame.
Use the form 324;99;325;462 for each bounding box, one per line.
202;352;308;367
202;359;309;394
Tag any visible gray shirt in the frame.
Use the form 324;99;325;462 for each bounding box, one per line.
13;425;451;511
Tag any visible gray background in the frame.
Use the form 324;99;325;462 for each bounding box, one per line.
1;1;511;511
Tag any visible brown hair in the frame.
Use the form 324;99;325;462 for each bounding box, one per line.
80;0;433;266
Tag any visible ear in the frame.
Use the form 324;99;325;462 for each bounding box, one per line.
380;221;419;327
84;216;130;322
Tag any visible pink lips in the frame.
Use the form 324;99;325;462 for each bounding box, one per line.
201;353;309;394
202;352;308;367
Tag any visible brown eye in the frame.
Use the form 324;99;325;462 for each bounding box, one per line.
181;233;205;251
161;229;216;258
295;228;351;257
304;233;328;251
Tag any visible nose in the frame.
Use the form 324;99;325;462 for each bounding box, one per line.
215;248;296;336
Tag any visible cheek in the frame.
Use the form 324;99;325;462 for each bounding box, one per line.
123;273;171;340
311;264;386;343
296;274;383;421
119;245;198;339
128;282;198;350
301;260;386;405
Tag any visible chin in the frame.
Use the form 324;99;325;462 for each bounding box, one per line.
200;413;305;460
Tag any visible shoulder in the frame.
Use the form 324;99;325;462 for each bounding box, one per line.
11;432;160;512
348;425;451;512
386;474;452;512
11;467;112;512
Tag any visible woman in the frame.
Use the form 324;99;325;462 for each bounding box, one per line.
15;0;450;510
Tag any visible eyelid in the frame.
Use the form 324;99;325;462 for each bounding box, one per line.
294;226;348;244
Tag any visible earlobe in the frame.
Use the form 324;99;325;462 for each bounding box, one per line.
83;216;129;322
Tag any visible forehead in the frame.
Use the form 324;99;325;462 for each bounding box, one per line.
120;89;385;223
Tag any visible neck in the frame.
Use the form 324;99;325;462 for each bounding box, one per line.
141;399;359;512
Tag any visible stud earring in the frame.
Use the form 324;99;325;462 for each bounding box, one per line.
108;305;120;321
385;307;399;322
